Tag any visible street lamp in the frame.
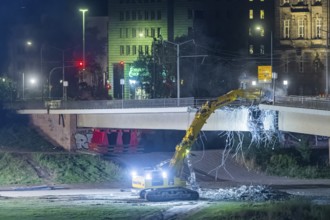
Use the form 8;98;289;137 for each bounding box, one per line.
162;39;194;106
22;73;38;100
79;8;88;79
41;45;68;100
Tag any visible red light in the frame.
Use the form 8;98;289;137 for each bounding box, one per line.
119;61;124;65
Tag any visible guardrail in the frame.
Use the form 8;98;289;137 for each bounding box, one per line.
9;95;330;111
273;96;330;111
4;97;262;110
4;98;195;110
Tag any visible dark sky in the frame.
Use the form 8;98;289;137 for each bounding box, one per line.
0;0;108;73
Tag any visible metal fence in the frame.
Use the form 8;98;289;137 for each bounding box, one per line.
4;97;195;110
273;96;330;111
5;95;330;111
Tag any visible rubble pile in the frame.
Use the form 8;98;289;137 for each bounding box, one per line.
200;185;291;202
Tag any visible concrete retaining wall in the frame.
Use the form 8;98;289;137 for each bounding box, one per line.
29;114;77;151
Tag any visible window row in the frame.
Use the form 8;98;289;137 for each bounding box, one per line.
249;0;265;2
119;27;162;38
119;45;151;56
120;0;162;4
119;10;161;21
249;9;265;19
282;18;323;39
249;44;265;55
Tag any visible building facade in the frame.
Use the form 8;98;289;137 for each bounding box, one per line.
275;0;330;95
108;0;194;99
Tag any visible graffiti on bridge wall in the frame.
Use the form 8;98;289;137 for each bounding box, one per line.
74;129;140;150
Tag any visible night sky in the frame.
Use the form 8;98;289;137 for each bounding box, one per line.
0;0;108;73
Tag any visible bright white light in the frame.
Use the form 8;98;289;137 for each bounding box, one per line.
131;171;137;177
129;79;137;85
145;173;152;180
139;32;144;37
26;41;32;46
283;80;288;86
162;171;168;179
29;78;36;84
252;81;257;86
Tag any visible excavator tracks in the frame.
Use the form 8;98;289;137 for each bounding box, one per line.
143;187;199;202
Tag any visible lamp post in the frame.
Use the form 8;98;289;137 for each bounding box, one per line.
79;8;88;80
162;39;194;106
41;46;67;100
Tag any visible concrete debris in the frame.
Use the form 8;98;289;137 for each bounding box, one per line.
199;185;291;202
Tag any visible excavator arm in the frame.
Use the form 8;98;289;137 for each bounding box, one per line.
169;88;262;175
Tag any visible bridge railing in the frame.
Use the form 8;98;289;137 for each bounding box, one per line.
274;96;330;111
4;97;262;111
4;98;196;110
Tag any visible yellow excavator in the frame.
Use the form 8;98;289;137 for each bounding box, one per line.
131;88;262;201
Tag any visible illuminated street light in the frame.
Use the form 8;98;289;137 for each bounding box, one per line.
79;8;88;77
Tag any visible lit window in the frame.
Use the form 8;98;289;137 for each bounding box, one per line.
298;18;305;38
284;19;290;38
260;45;264;54
249;28;252;36
260;10;264;19
249;45;254;54
315;18;322;38
249;9;253;19
283;0;289;4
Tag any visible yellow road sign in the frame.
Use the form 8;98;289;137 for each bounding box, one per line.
258;66;272;83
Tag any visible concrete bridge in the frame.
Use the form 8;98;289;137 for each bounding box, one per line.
5;96;330;159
